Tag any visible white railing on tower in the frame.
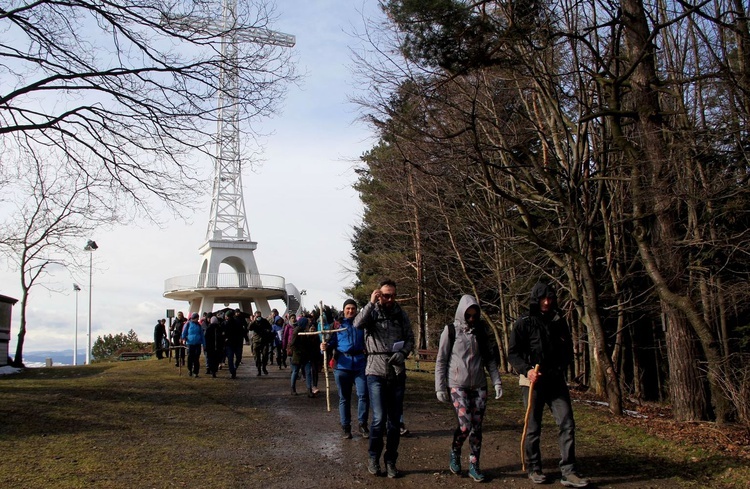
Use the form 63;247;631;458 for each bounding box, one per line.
164;273;285;293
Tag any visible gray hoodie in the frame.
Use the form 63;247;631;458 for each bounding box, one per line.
435;295;502;392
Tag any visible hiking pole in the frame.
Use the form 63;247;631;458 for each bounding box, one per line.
521;364;540;472
298;321;345;412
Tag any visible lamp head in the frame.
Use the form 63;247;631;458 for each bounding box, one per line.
84;240;98;251
73;284;81;291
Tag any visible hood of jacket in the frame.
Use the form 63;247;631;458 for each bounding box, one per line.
529;280;557;316
454;294;480;332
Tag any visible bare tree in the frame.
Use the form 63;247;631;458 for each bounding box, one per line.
0;0;297;215
0;151;119;366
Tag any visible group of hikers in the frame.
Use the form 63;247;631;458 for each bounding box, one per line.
152;278;589;487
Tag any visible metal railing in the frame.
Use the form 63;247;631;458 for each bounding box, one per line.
164;273;285;293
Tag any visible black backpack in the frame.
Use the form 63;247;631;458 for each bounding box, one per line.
446;321;500;366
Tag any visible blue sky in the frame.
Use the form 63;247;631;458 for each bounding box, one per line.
1;0;384;357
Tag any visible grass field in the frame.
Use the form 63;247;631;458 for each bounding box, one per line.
1;360;748;488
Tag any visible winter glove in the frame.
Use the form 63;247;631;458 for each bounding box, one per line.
388;351;405;366
494;384;503;399
436;391;450;403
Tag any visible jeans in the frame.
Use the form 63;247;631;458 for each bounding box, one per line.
225;345;241;376
291;362;313;392
186;344;202;375
521;374;577;475
367;373;406;463
334;368;369;429
174;345;185;366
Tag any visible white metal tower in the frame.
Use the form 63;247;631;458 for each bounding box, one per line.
207;0;295;242
164;1;300;317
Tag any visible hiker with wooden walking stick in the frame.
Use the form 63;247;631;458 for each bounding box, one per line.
320;299;370;439
353;279;414;479
508;279;590;488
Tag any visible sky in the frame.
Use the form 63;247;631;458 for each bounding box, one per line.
1;0;385;358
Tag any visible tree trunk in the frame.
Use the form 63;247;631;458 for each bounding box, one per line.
663;305;708;421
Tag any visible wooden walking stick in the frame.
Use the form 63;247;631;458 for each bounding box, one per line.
297;305;345;412
521;364;540;472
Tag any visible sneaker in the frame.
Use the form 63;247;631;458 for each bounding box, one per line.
399;424;410;436
262;367;268;375
291;389;297;396
312;387;320;394
468;462;485;482
561;472;589;488
359;423;369;438
385;462;399;478
342;426;352;439
528;471;547;484
449;450;461;475
367;457;380;475
188;372;193;377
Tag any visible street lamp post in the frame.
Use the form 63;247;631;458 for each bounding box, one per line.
84;240;98;365
73;284;81;366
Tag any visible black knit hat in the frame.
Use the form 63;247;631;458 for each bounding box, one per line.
342;299;357;310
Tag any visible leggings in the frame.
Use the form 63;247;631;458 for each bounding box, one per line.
450;387;487;464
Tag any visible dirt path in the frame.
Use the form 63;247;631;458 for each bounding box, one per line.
222;361;690;489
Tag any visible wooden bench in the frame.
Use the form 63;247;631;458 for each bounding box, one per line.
417;349;439;362
118;351;153;361
410;348;439;372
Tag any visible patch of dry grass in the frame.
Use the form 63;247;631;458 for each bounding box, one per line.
0;360;269;488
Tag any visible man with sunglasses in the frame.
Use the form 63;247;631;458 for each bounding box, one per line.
354;278;414;479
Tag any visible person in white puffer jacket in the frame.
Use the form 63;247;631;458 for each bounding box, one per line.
435;294;503;483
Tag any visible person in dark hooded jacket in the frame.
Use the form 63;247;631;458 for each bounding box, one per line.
508;280;589;488
205;316;223;377
222;310;246;379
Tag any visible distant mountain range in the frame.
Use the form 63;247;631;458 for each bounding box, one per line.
17;349;87;366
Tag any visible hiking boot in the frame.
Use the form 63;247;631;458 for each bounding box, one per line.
528;470;547;484
449;450;461;475
359;423;369;438
385;462;399;478
342;426;352;439
367;457;380;475
468;462;485;482
561;472;589;488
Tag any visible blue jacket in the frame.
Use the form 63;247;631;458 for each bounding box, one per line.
327;316;366;372
182;320;206;347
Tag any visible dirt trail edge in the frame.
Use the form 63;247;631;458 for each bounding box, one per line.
210;362;695;489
